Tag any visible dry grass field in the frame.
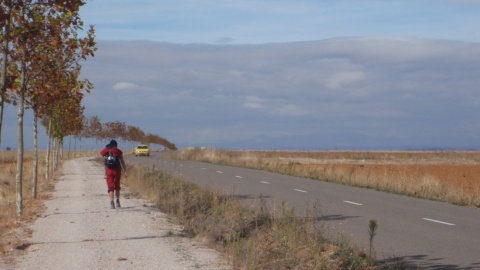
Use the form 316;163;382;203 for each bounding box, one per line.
170;149;480;207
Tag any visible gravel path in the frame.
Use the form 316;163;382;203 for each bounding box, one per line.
12;157;231;270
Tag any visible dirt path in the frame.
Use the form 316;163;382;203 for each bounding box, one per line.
8;157;231;270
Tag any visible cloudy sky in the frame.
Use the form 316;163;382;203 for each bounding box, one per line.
3;0;480;150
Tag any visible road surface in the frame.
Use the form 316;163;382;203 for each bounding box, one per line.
127;152;480;269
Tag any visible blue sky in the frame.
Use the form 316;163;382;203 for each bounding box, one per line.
2;0;480;150
79;0;480;44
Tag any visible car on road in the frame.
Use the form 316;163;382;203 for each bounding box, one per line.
134;145;150;156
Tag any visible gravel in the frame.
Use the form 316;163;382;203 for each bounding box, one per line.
11;157;231;270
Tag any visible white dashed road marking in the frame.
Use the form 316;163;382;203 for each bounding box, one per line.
343;201;363;206
216;171;223;174
294;189;307;193
260;181;270;184
235;176;243;179
422;218;455;226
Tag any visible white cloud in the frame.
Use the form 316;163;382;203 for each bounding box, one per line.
78;37;480;150
325;71;366;90
112;82;141;91
271;104;310;116
242;96;265;109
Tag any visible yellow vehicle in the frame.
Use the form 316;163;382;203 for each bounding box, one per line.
134;145;150;156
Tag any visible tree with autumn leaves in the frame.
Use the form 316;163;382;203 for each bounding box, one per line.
1;0;95;216
72;116;177;152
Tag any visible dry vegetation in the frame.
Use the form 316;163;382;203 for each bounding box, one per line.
124;164;404;269
168;148;480;208
0;150;97;261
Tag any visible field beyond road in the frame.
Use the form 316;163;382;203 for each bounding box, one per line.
169;149;480;207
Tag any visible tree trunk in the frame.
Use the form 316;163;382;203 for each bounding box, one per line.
45;117;52;181
0;1;12;145
59;138;64;161
16;103;24;216
16;72;26;217
16;111;24;216
68;135;72;158
32;113;38;199
53;137;57;171
53;137;61;171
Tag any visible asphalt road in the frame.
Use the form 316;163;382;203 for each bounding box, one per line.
126;152;480;269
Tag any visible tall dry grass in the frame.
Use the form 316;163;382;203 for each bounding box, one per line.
174;148;480;165
0;151;48;222
123;164;404;269
0;150;49;255
0;150;98;207
168;148;480;207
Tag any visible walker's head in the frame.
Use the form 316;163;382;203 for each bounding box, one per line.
109;140;118;147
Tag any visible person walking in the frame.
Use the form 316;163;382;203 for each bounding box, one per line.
100;139;127;209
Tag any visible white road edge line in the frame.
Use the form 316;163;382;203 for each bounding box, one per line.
294;189;307;193
422;218;455;226
343;201;363;206
260;181;270;184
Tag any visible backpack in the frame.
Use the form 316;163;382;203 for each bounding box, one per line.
104;149;120;169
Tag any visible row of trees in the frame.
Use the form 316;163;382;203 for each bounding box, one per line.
0;0;95;217
70;116;177;151
1;2;177;217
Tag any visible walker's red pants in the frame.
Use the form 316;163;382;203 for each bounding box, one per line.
106;168;121;193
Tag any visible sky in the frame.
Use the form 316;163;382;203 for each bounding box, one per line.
2;0;480;150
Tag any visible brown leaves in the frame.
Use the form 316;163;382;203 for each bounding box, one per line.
50;38;59;47
0;0;96;143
